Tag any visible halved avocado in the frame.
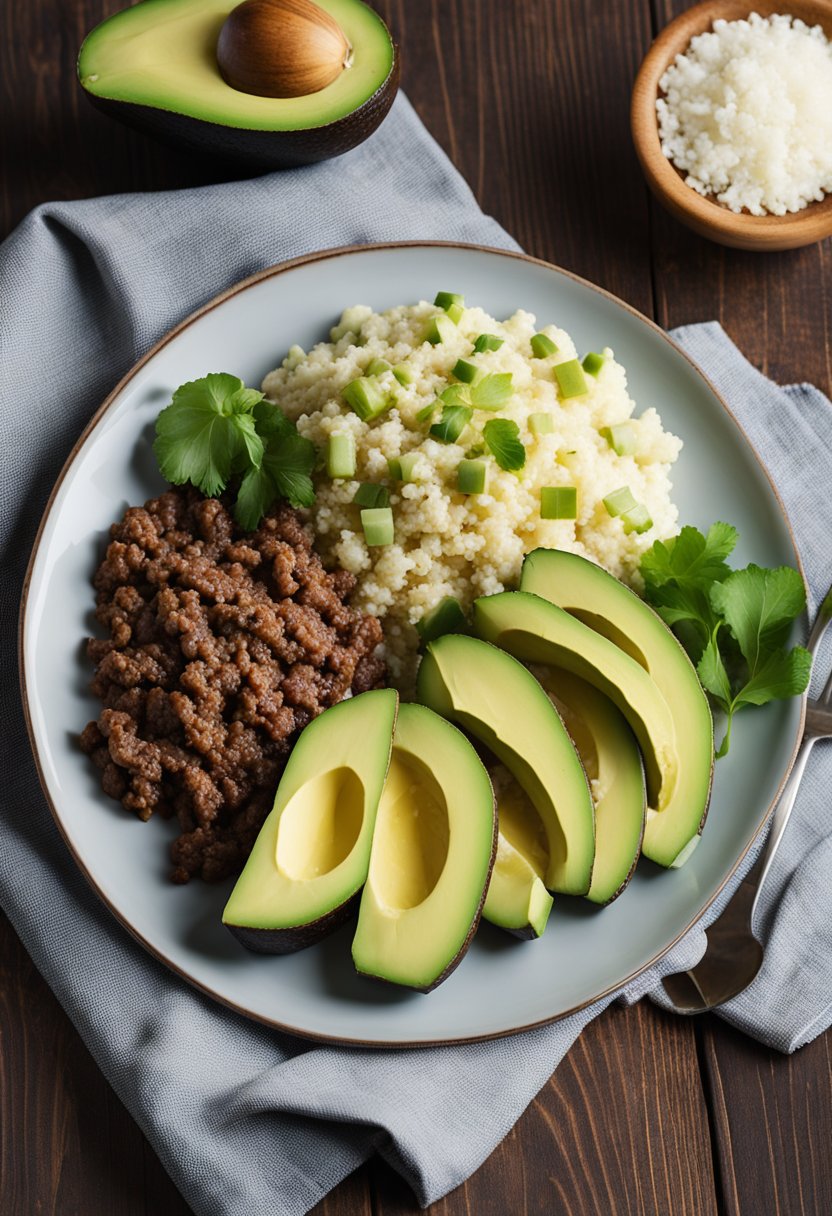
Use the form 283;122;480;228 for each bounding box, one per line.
482;771;553;939
351;703;496;992
536;668;645;904
77;0;399;169
473;591;703;866
222;688;397;952
521;549;714;867
416;634;595;896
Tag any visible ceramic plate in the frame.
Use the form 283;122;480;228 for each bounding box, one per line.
20;244;803;1046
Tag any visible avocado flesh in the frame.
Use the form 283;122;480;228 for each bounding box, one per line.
78;0;394;131
222;688;397;953
537;668;645;904
351;703;496;992
416;634;595;897
482;772;553;938
521;549;714;868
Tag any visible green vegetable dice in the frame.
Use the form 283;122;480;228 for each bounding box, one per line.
582;351;605;377
554;359;589;399
452;359;480;385
473;334;504;353
622;503;653;534
531;333;558;358
360;507;395;546
326;432;356;478
600;423;638;456
529;412;555;437
457;459;488;494
392;363;415;387
603;485;638;517
541;486;577;520
425;314;457;345
343;376;390;422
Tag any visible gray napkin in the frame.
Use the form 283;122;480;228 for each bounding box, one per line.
2;93;830;1215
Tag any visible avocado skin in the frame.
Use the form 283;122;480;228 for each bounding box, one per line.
225;890;360;954
82;52;399;170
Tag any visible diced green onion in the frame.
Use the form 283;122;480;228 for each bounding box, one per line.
353;483;390;510
416;401;438;424
343;376;390;422
446;302;465;325
531;332;558;358
326;432;356;479
360;507;395;547
452;359;481;385
388;453;424;482
392;363;415;387
554;358;589;399
440;383;470;406
366;358;392;377
434;291;464;311
473;333;504;353
540;486;577;520
622;503;653;534
425;314;457;345
529;412;555;436
430;404;473;444
600;423;638;456
416;596;467;645
457;459;489;494
603;485;638;518
582;351;605;377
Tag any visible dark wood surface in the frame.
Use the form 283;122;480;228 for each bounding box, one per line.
2;0;831;1213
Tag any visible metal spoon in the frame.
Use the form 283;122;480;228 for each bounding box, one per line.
661;584;832;1014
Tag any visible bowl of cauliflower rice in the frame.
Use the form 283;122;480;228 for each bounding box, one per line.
263;294;682;686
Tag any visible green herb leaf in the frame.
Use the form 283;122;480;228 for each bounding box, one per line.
154;374;254;497
710;565;806;670
641;522;738;593
430;405;473;444
263;431;316;509
483;418;525;471
696;629;732;710
470;373;513;410
234;464;277;531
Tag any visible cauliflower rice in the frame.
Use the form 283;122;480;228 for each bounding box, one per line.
263;300;682;685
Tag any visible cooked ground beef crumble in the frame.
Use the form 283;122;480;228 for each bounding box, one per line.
80;487;387;883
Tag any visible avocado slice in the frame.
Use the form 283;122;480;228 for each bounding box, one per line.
351;703;496;992
416;634;595;896
482;770;553;939
222;688;397;953
78;0;399;169
521;549;714;867
536;668;645;904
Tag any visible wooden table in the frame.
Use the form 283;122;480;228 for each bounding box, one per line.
3;1;831;1212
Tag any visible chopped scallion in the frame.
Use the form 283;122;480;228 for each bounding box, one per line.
529;412;555;437
457;458;489;494
531;332;558;359
622;503;653;534
416;596;467;645
600;423;638;456
582;351;605;377
353;483;390;510
473;333;504;354
540;486;577;520
326;432;356;479
360;507;394;547
425;314;457;345
603;485;638;518
388;452;424;482
446;302;465;325
434;291;464;311
343;376;390;422
554;359;589;399
365;358;391;377
452;359;481;385
392;363;415;387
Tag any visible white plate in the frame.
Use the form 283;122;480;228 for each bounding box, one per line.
21;244;803;1046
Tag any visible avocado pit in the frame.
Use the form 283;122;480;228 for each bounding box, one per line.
217;0;352;99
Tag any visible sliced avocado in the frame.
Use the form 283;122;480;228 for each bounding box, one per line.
222;688;397;952
521;549;714;867
482;771;553;939
537;668;645;904
352;704;496;992
78;0;399;169
473;591;697;865
416;634;595;896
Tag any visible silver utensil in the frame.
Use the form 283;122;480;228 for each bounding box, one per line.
661;584;832;1014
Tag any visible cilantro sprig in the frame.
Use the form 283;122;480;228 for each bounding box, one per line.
641;523;810;758
153;373;315;530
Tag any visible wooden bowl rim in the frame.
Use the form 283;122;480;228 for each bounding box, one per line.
631;0;832;250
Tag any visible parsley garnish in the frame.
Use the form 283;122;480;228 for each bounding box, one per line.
153;373;315;530
483;418;526;471
641;523;810;757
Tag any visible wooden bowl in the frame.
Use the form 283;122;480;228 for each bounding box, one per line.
631;0;832;251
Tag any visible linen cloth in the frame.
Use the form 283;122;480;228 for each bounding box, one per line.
2;94;830;1215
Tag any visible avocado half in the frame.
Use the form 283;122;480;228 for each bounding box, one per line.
77;0;399;169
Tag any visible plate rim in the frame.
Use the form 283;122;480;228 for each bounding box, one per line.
18;240;807;1048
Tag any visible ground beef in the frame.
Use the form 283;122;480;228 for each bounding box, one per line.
80;487;387;884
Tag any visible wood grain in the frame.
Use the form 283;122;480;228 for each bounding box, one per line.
2;0;831;1214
